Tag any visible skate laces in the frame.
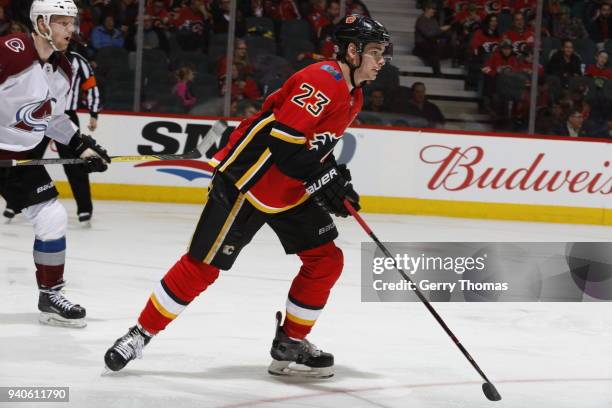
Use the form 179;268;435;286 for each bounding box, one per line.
114;328;146;361
299;339;322;357
47;290;76;312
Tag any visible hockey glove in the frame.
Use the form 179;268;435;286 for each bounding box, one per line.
304;163;360;217
68;133;111;173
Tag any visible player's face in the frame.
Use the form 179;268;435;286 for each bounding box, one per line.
359;43;387;81
49;15;76;51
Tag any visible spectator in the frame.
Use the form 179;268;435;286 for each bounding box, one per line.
114;0;139;33
346;0;370;17
90;0;112;26
1;20;29;35
466;13;500;90
77;6;95;43
585;50;612;82
363;89;387;112
553;107;591;137
91;15;125;50
264;0;301;21
126;14;170;53
307;0;330;40
469;13;501;57
413;2;451;76
148;0;172;29
503;12;534;56
510;0;535;19
216;38;254;79
450;1;487;66
174;66;197;111
234;98;262;117
211;0;246;35
552;6;588;40
587;2;612;45
248;0;265;17
173;0;211;50
546;39;582;88
219;63;261;102
404;82;446;127
317;0;342;58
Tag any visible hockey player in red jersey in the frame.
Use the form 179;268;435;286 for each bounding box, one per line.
0;0;110;328
104;14;391;378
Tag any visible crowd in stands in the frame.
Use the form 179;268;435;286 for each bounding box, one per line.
413;0;612;138
1;0;610;137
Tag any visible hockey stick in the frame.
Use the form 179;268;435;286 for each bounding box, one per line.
0;120;228;168
344;199;502;402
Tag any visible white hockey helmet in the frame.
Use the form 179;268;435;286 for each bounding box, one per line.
30;0;78;49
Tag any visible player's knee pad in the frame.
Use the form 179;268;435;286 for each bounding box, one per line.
23;199;67;241
298;241;344;282
181;254;220;286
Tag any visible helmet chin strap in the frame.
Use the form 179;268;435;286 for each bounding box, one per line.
35;18;61;52
342;44;365;89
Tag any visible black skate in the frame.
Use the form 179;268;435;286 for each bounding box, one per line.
3;208;16;224
77;212;92;228
268;311;334;378
38;284;87;328
104;325;152;372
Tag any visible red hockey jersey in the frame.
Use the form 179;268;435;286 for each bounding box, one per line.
211;61;362;213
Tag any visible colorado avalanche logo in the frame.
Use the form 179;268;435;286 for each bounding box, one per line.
308;132;340;151
135;159;215;181
5;38;25;53
12;98;56;133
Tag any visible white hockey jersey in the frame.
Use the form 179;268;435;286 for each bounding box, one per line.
0;33;77;153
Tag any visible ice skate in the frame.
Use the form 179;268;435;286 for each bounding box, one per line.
38;284;86;328
268;311;334;378
3;208;16;224
104;325;152;372
78;212;92;228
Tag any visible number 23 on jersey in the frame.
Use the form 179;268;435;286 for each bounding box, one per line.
290;83;331;117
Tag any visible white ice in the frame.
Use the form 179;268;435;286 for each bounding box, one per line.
1;199;611;408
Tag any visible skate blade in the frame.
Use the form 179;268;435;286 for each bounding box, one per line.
268;360;334;379
79;220;92;229
39;312;87;328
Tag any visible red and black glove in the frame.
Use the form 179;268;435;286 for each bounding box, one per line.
304;162;360;217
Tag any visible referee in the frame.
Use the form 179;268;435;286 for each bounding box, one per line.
2;44;102;227
62;46;102;227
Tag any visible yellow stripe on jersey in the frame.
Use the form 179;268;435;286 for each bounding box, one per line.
150;294;177;319
244;191;310;214
270;128;307;144
203;193;246;263
219;113;275;172
285;312;316;327
235;148;272;190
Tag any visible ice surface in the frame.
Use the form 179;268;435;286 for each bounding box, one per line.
1;200;611;407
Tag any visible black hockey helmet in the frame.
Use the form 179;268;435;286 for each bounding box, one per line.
333;14;392;62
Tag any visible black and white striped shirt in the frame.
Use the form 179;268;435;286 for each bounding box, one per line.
66;51;101;117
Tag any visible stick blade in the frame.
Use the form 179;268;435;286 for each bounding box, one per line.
482;382;501;401
193;120;228;158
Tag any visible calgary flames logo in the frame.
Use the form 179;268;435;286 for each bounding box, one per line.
308;131;341;151
11;98;56;133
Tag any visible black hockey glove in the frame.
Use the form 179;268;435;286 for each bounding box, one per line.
68;133;111;173
304;163;360;218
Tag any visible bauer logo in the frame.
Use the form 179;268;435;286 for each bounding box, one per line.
36;182;54;194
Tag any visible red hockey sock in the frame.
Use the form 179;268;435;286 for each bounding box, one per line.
283;241;344;339
138;254;220;334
